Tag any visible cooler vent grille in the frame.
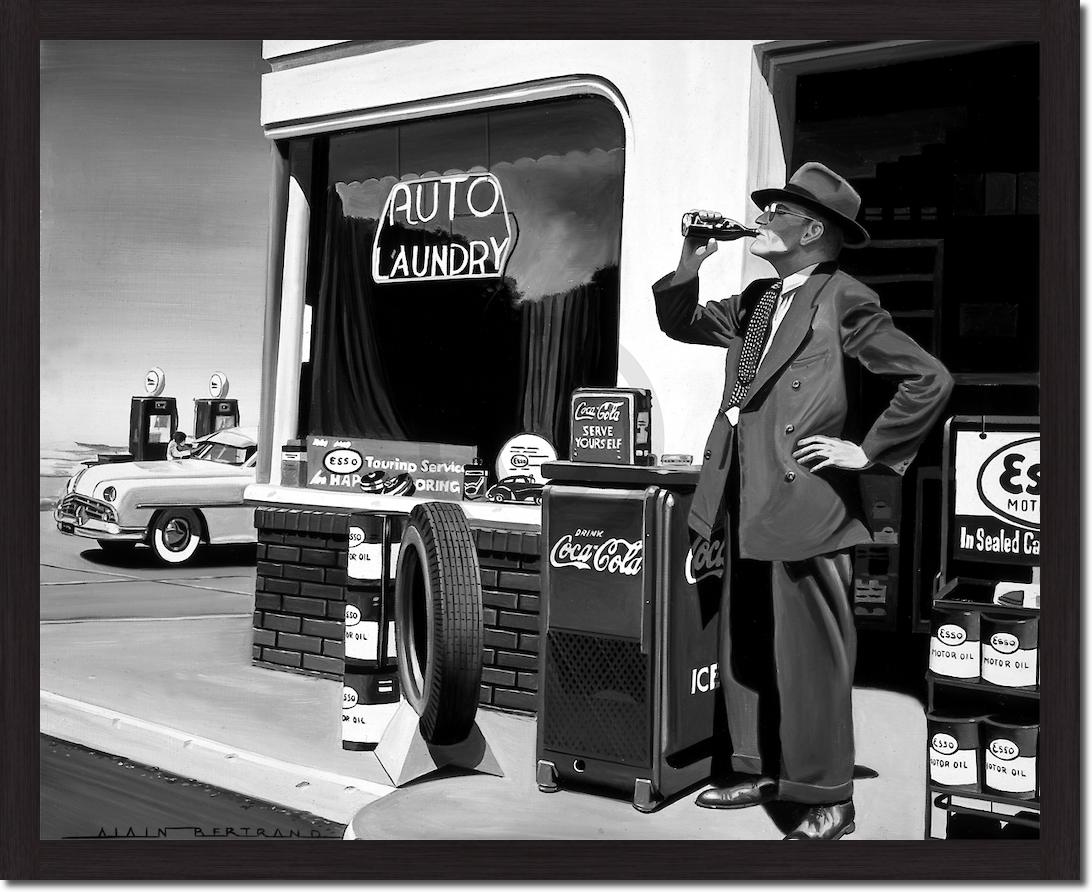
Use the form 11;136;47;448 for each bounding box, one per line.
542;630;650;766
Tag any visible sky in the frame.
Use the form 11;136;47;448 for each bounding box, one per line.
40;41;271;446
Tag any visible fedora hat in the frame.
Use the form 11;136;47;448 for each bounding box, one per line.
751;161;870;248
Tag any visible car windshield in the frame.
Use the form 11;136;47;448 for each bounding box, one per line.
190;440;257;466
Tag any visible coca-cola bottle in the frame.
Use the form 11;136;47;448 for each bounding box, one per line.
681;211;758;241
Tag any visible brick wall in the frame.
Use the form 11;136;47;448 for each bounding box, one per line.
252;508;350;679
476;529;541;713
251;509;544;714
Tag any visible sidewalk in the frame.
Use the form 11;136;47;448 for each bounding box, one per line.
40;615;395;824
345;686;926;840
41;614;926;837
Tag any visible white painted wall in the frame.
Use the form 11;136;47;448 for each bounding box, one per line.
259;40;785;474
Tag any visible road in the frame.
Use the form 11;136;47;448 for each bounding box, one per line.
39;507;348;838
41;735;344;840
39;508;258;623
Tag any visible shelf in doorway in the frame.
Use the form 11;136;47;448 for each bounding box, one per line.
926;672;1039;701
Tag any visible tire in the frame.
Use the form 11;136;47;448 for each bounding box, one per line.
97;540;135;556
150;509;202;565
395;502;484;745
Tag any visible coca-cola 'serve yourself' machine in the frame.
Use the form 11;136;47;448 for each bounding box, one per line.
129;367;177;462
193;372;239;439
536;461;723;812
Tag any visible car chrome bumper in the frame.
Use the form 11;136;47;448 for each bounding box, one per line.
53;510;144;541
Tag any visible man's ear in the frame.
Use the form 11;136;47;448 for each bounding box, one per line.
799;220;825;247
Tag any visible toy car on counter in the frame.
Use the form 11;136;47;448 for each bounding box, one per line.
485;474;543;505
54;427;258;565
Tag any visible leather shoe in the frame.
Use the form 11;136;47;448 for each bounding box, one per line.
784;801;856;840
695;777;777;809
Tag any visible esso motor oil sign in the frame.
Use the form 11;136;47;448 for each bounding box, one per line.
977;437;1040;529
954;429;1040;564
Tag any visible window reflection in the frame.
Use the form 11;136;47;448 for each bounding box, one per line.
304;96;626;469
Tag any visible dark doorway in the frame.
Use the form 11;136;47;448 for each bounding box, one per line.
789;43;1040;640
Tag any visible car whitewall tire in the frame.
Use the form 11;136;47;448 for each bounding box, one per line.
150;509;202;565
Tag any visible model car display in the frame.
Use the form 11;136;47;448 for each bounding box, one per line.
54;427;259;565
485;474;544;505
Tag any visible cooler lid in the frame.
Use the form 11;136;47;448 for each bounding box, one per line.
542;461;700;488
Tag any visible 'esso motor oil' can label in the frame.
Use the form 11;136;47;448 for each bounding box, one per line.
347;525;382;581
929;730;978;788
929;622;981;679
344;596;381;663
342;672;401;748
984;736;1037;796
980;618;1038;688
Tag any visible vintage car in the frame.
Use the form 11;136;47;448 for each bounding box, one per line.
485;474;543;505
54;427;258;565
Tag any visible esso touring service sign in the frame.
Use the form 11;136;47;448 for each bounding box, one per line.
954;429;1039;564
372;173;516;284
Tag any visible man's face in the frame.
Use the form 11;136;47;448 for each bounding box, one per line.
749;201;821;261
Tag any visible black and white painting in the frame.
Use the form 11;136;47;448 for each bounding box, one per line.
40;39;1041;845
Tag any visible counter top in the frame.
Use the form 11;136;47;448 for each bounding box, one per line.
541;461;702;488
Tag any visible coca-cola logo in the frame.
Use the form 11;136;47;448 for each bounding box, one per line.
574;401;625;423
549;533;643;576
685;535;726;584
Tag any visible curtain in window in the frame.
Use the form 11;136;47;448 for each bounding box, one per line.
517;266;618;455
307;192;408;439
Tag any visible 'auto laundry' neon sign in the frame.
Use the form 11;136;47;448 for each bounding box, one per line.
372;173;516;283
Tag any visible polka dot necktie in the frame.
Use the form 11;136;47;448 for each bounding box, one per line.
727;279;783;411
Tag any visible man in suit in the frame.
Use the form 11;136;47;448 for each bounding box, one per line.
652;162;953;840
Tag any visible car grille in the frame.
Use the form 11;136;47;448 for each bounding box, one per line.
57;493;113;522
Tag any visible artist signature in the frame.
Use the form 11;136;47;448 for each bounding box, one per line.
65;825;341;839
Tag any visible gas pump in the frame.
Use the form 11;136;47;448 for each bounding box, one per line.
193;371;239;438
129;367;178;461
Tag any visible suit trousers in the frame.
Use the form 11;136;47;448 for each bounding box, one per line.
718;439;857;804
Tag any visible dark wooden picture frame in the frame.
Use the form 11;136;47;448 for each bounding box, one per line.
5;0;1077;880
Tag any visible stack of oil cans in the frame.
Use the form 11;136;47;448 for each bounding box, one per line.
927;606;1040;801
341;513;404;750
929;607;1039;688
926;710;1038;801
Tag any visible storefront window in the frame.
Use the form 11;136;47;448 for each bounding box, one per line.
301;96;625;468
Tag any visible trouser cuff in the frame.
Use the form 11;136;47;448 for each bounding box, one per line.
777;777;853;805
730;753;764;776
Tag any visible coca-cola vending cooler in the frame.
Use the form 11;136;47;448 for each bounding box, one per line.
536;462;723;812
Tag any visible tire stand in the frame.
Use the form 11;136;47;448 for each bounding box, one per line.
374;700;503;787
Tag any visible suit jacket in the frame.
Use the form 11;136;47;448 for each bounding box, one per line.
653;261;954;561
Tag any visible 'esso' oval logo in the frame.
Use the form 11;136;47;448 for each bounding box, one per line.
931;732;959;755
990;632;1019;654
345;605;361;626
511;454;529;468
342;686;358;709
348;527;365;547
977;437;1040;529
324;448;363;474
144;367;165;396
209;371;229;399
990;738;1019;761
937;624;967;646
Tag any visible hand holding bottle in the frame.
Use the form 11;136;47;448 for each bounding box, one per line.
675;209;721;281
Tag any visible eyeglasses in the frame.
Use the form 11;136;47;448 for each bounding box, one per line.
755;203;819;226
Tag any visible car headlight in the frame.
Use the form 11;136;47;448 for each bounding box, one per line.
102;486;117;502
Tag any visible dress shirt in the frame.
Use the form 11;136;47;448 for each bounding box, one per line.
758;263;819;368
725;263;819;426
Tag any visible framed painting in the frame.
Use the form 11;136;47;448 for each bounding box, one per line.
4;0;1078;880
